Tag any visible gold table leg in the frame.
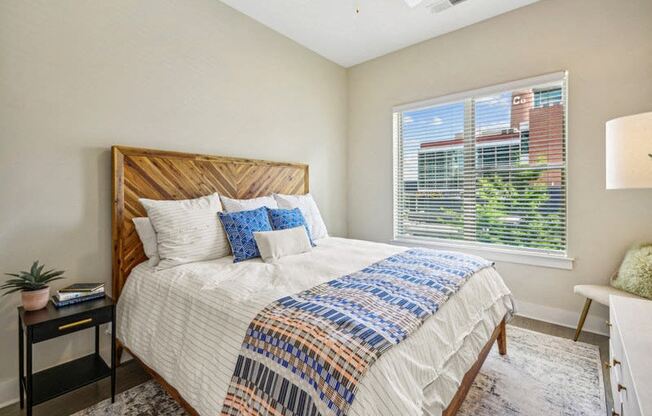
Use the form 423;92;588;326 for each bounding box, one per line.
574;298;592;341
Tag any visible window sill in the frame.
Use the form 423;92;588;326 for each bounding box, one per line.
390;238;574;270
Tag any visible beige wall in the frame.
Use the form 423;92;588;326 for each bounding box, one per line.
0;0;347;404
348;0;652;332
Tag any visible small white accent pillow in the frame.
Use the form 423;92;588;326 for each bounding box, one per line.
220;195;278;212
273;193;328;240
253;227;312;263
132;217;160;267
139;193;230;269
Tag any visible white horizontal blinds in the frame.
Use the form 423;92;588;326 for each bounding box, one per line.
394;73;567;254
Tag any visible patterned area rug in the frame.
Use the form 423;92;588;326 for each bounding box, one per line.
458;326;606;416
73;326;606;416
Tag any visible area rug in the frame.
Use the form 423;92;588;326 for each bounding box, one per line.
73;325;606;416
457;326;606;416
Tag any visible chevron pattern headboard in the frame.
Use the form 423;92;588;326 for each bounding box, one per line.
111;146;309;300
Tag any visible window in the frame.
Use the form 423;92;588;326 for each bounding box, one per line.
393;72;568;257
533;87;562;107
418;147;463;190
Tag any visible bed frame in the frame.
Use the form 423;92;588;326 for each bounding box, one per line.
111;145;506;416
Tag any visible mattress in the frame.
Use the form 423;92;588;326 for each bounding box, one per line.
117;237;514;416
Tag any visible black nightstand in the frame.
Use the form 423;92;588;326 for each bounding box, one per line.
18;297;116;416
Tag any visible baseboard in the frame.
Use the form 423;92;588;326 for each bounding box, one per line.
0;378;18;409
515;299;609;336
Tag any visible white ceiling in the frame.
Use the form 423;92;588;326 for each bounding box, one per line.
219;0;540;67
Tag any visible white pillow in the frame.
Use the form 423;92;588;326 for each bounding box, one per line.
273;193;328;240
220;195;278;212
253;227;312;263
132;217;160;267
139;193;230;269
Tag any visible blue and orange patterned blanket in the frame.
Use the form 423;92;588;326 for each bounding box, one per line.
221;248;493;416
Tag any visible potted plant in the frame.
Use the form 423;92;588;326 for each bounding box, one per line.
1;261;65;311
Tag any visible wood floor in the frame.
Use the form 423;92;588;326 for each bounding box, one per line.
0;316;610;416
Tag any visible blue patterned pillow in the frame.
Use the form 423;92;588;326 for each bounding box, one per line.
267;207;315;246
218;207;272;262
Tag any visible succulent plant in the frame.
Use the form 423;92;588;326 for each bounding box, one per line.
1;261;65;295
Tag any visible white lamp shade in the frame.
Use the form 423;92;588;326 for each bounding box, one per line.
606;111;652;189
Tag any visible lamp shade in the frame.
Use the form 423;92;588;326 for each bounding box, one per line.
606;111;652;189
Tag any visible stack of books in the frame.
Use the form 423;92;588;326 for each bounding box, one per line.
51;283;105;308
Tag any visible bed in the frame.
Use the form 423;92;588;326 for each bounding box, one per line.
111;146;514;416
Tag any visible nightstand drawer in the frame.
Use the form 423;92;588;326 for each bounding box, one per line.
31;306;112;342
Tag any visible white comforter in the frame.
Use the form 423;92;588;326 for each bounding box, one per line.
117;237;514;416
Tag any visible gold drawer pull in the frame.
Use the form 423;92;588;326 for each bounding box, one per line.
605;361;612;369
59;318;93;330
613;358;621;366
618;384;627;392
612;409;620;416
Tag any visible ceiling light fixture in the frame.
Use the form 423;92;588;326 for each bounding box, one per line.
353;0;360;14
403;0;468;12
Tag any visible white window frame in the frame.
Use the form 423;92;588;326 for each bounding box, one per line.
391;71;573;270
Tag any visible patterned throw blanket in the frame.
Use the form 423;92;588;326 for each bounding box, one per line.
221;248;493;416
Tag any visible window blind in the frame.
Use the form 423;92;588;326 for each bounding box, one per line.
393;72;567;255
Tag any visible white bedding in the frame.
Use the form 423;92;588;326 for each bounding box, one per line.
117;237;514;416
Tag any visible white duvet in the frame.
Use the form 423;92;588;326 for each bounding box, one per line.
117;237;514;416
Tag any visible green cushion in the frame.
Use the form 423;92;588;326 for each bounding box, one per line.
612;243;652;299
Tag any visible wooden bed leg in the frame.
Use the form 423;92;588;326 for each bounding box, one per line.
116;343;124;367
497;319;507;355
442;316;507;416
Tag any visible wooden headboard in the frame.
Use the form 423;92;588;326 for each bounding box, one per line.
111;146;309;300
